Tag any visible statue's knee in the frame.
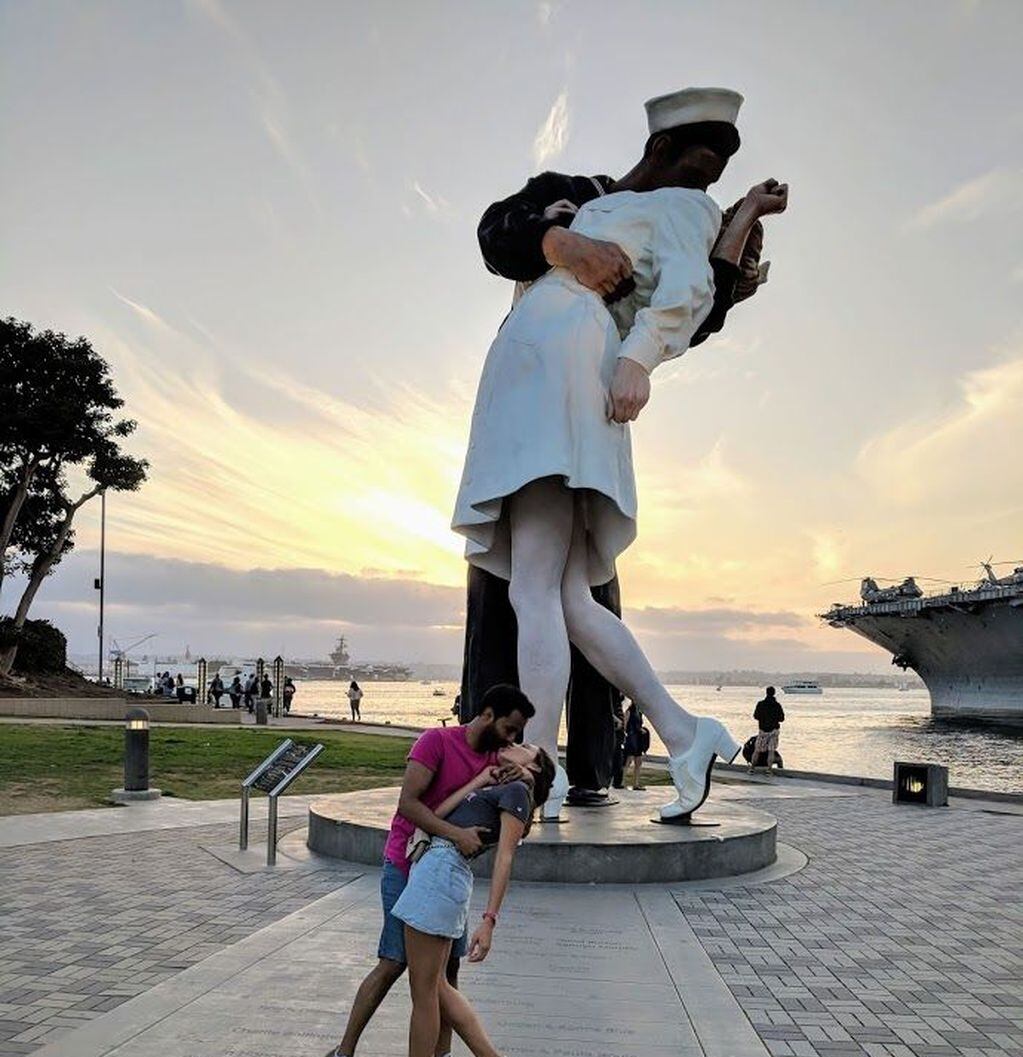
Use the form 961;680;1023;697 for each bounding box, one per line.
562;588;596;646
509;577;559;621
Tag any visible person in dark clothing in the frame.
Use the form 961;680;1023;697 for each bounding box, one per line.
228;675;242;709
461;156;768;805
283;677;296;713
751;686;785;775
622;702;650;790
243;673;255;713
260;674;272;700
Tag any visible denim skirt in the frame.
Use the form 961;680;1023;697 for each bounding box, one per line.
391;839;473;940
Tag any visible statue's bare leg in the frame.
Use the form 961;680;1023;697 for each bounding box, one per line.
560;496;739;818
506;476;574;816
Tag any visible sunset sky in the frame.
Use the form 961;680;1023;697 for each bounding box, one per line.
2;0;1021;671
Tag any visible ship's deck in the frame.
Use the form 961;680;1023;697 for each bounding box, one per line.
825;581;1023;622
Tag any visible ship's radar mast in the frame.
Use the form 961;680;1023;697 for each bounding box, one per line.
329;635;350;667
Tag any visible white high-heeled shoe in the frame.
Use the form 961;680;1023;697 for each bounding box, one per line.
539;763;569;822
660;717;740;821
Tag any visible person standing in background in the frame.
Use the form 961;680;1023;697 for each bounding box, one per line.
283;677;296;713
751;686;784;775
228;675;242;709
243;672;256;713
622;701;649;791
348;680;363;722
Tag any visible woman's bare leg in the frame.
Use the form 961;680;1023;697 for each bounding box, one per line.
560;499;697;757
438;979;502;1057
506;477;575;764
405;927;451;1057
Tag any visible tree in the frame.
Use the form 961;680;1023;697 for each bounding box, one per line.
0;318;148;674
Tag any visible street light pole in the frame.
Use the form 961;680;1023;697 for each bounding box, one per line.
97;489;106;684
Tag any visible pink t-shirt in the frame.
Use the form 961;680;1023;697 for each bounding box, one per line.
384;725;496;874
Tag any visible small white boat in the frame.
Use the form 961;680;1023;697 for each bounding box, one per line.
781;680;823;695
432;688;446;697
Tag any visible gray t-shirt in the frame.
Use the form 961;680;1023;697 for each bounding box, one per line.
446;780;531;852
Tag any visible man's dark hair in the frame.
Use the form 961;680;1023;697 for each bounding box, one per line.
766;685;776;696
480;683;535;721
644;120;740;162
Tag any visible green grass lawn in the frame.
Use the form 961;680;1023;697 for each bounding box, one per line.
0;725;414;814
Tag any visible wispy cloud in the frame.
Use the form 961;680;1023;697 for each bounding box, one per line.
187;0;321;213
533;90;569;167
409;180;452;217
908;168;1019;230
109;288;177;335
857;351;1023;509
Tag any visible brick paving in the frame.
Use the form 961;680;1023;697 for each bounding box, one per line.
0;821;346;1055
1;788;1021;1057
676;794;1023;1057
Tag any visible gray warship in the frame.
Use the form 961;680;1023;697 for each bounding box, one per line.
823;562;1023;725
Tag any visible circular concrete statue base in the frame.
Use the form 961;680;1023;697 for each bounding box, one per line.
307;786;776;884
111;787;162;803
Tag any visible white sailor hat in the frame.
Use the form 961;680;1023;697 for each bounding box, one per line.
645;87;743;135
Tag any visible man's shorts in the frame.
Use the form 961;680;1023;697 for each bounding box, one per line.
378;859;468;963
754;728;780;755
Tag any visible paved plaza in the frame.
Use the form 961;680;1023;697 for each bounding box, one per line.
0;779;1020;1057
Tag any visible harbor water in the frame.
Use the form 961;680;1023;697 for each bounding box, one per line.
290;681;1023;794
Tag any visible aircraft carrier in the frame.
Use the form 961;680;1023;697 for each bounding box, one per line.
822;564;1023;725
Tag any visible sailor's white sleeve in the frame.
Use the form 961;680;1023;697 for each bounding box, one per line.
617;210;716;374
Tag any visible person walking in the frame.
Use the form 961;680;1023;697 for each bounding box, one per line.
622;701;649;790
243;672;256;713
348;680;363;722
260;673;273;701
228;675;242;710
209;674;225;707
283;677;296;714
750;686;784;775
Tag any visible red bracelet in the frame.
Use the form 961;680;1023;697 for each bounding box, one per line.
481;911;497;926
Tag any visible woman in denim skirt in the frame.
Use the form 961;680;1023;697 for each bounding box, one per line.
391;741;555;1057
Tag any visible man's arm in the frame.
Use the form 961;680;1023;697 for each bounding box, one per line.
477;172;632;297
397;760;485;857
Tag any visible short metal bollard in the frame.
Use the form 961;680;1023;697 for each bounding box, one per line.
111;708;161;803
239;739;324;864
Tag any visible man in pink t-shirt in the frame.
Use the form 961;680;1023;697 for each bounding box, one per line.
329;684;535;1057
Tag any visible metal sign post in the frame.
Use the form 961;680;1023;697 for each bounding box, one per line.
239;739;324;863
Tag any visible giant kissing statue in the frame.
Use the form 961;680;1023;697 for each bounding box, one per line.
453;87;789;822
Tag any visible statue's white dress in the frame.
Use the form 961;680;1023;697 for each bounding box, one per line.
452;186;721;586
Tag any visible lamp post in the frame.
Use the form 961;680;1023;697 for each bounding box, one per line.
111;707;161;803
96;489;106;683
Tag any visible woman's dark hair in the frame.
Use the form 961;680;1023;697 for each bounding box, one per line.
528;747;557;809
350;680;360;690
645;120;740;162
481;683;536;721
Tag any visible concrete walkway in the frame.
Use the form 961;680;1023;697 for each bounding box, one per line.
2;779;1021;1057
